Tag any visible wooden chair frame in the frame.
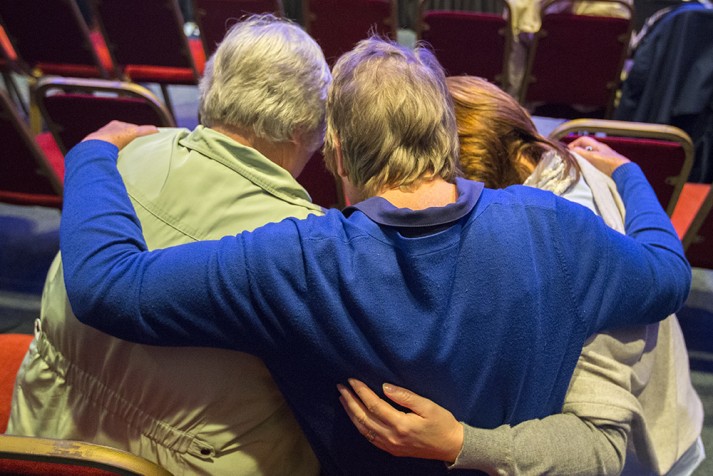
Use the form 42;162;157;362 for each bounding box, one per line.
0;434;173;475
549;118;695;216
33;76;176;155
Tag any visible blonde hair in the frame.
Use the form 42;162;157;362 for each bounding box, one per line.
323;37;459;197
446;76;577;188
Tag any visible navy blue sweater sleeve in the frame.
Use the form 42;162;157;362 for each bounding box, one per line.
61;140;300;353
557;162;691;335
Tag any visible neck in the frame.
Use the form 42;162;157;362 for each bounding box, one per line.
377;178;457;209
212;124;303;178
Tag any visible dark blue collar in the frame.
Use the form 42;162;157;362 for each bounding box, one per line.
343;177;484;229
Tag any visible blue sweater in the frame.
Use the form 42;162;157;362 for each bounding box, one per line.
61;141;691;476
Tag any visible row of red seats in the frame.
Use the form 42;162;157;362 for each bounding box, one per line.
1;0;634;119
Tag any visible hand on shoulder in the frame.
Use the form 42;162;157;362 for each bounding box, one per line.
82;120;159;150
568;137;630;177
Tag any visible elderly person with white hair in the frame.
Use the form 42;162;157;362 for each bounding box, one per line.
56;37;688;475
7;15;330;476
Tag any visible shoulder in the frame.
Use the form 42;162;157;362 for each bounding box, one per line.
121;127;190;155
475;185;599;236
118;128;189;171
481;184;559;211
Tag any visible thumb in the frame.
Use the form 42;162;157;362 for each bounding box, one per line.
382;383;434;416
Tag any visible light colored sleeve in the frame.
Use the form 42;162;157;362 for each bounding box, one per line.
451;413;628;475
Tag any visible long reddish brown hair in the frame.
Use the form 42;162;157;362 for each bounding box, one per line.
446;76;577;188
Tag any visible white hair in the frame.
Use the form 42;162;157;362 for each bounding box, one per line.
199;14;331;148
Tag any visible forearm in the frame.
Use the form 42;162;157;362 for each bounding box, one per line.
566;162;691;332
612;163;691;318
452;415;626;475
60;141;253;349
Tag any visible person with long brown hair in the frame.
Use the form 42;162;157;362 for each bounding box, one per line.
339;76;704;476
447;75;577;188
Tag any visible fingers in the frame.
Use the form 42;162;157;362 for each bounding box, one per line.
82;121;159;150
567;136;630;177
337;383;389;449
382;382;433;417
135;124;160;137
337;380;464;462
347;379;405;424
568;136;602;151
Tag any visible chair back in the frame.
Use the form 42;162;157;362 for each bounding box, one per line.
0;434;174;475
520;0;633;118
0;0;113;78
34;77;176;155
192;0;284;57
417;0;511;87
682;185;713;268
0;91;63;208
0;333;32;433
302;0;397;65
89;0;204;84
549;118;695;216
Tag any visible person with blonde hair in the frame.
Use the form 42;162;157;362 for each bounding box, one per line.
8;14;330;476
339;75;704;476
56;38;688;475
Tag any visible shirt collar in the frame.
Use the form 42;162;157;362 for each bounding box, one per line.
343;177;483;228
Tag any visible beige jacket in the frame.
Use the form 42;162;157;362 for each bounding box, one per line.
8;127;323;476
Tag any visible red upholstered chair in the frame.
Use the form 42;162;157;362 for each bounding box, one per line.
297;150;344;209
192;0;284;57
0;91;63;208
88;0;206;117
0;0;114;80
34;76;176;155
681;184;713;269
302;0;397;65
549;119;695;217
417;0;512;88
0;434;174;475
519;0;633;119
0;334;32;434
